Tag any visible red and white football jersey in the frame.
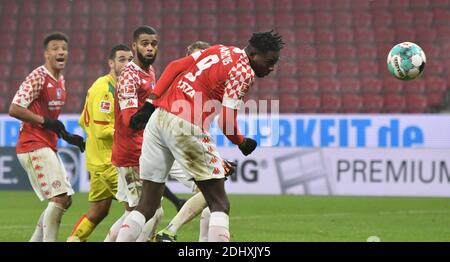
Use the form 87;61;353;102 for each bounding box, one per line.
12;66;66;153
154;45;255;131
112;61;156;167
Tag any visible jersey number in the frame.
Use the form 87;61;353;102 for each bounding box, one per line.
83;102;90;127
185;55;220;82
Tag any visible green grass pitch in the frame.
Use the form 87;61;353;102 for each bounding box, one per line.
0;191;449;242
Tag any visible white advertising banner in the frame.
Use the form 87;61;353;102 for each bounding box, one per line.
2;114;450;148
1;114;450;196
166;148;450;197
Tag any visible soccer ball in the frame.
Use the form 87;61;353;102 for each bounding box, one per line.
387;42;426;80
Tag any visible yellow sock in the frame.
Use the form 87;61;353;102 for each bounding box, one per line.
69;215;96;242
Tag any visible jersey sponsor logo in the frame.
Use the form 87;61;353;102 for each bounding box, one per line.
47;83;54;88
119;98;138;109
99;100;111;113
48;100;64;110
48;100;64;106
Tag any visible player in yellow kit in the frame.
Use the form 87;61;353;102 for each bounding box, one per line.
67;44;133;242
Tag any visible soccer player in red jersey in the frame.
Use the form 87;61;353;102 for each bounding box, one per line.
9;32;84;242
158;44;215;214
118;31;284;242
106;26;161;242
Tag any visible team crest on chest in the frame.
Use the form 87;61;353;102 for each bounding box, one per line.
56;88;62;99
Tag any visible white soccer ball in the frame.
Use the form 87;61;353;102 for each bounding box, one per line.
387;42;426;80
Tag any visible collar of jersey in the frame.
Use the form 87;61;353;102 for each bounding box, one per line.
41;65;62;81
129;61;152;75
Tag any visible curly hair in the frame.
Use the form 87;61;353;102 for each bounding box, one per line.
248;30;284;53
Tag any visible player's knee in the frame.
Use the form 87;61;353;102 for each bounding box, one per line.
137;206;156;221
209;198;230;214
51;194;72;209
63;196;72;209
222;199;230;214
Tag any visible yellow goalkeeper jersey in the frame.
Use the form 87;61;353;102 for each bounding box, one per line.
79;74;115;171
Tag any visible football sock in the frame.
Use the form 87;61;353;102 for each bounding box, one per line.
42;202;66;242
116;210;146;242
29;210;45;242
208;211;230;242
136;207;164;242
167;192;207;234
198;207;211;242
104;210;130;242
69;214;95;242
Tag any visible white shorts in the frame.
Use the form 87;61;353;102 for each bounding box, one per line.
169;161;197;193
140;108;225;184
115;166;141;208
116;162;197;207
17;147;74;201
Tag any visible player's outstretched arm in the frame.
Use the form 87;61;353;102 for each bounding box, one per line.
237;138;257;156
218;106;257;156
152;55;196;99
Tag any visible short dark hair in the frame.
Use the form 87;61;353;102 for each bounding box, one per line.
248;30;284;53
133;25;157;41
186;41;211;55
109;44;131;60
43;32;69;49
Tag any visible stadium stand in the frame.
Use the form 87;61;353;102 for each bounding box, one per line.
0;0;449;114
